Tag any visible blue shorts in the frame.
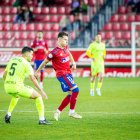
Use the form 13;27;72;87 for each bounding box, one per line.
57;74;77;92
34;60;44;72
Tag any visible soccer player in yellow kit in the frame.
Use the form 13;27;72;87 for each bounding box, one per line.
3;47;51;125
86;34;106;96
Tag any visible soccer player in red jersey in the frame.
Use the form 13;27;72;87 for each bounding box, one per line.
35;32;82;121
31;31;48;88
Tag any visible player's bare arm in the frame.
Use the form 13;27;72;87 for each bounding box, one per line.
36;59;48;73
44;48;48;54
29;75;48;99
68;50;76;70
3;70;7;81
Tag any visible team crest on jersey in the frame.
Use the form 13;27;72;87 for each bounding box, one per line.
61;57;69;63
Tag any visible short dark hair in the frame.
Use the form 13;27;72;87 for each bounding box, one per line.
58;32;68;38
21;46;33;54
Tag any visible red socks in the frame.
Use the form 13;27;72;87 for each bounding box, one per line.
58;95;71;111
40;71;44;82
70;92;79;110
58;92;79;112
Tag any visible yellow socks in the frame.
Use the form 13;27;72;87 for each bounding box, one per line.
7;97;19;116
35;97;45;120
90;82;95;90
97;82;102;89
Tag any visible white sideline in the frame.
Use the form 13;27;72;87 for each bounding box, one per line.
0;110;140;115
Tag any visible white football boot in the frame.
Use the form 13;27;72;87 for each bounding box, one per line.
69;112;82;119
96;88;102;96
54;110;60;121
90;89;94;96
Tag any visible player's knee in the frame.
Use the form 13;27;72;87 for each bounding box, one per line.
31;90;41;99
72;87;79;93
98;73;104;81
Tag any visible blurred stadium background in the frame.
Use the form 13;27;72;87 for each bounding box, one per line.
0;0;140;77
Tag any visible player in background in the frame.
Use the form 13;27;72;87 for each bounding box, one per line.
31;31;48;88
3;47;51;125
35;32;82;121
86;34;106;96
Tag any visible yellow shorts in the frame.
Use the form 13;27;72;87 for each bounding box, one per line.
91;61;104;76
4;83;33;98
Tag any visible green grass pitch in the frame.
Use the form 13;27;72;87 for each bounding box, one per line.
0;77;140;140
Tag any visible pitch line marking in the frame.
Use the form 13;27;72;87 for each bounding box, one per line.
0;110;140;115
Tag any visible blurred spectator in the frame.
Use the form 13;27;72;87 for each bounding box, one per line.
14;6;34;24
134;0;140;13
126;0;138;5
44;0;55;6
14;6;26;24
37;0;44;7
126;0;139;12
59;15;71;31
70;0;81;15
81;0;88;15
13;0;27;7
24;6;34;23
73;14;83;36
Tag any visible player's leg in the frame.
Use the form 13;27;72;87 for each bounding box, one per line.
96;63;104;96
5;96;19;123
31;90;51;125
54;74;82;120
38;60;44;88
96;72;104;96
34;60;44;88
69;86;82;119
54;92;71;121
4;84;20;123
40;69;44;88
90;75;96;96
54;76;72;121
18;85;51;125
60;74;82;119
90;62;97;96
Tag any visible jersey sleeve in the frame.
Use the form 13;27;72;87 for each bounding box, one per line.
86;43;95;58
103;43;106;57
47;51;54;61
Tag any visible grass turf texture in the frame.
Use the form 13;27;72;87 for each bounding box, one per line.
0;77;140;140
